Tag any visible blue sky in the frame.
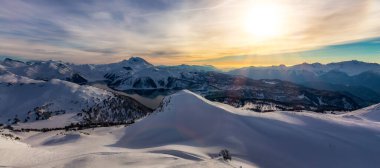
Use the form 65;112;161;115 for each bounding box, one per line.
297;38;380;63
0;0;379;68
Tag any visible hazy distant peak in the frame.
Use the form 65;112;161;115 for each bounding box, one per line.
330;60;357;65
2;58;26;67
116;57;153;67
127;57;149;63
3;58;23;63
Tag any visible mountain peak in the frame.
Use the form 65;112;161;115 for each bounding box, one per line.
118;56;153;67
329;60;376;66
126;57;149;63
3;58;24;63
2;58;26;67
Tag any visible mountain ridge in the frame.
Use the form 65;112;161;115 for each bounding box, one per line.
228;60;380;103
0;57;374;112
0;78;152;128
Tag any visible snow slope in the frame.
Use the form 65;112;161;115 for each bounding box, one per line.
0;58;74;80
0;127;247;168
0;69;43;84
0;79;110;124
1;90;380;167
117;90;380;167
342;103;380;122
0;79;151;127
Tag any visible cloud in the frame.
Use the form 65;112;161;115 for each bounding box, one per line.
0;0;379;66
294;0;373;45
91;12;113;20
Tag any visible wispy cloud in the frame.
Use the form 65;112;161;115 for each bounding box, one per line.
0;0;379;66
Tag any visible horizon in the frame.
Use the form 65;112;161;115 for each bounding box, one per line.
1;0;380;68
2;56;379;71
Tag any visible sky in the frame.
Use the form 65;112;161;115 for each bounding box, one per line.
0;0;380;69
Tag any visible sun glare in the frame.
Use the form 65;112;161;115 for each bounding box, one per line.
243;3;284;40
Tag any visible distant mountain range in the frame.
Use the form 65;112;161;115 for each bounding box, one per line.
0;57;372;118
228;60;380;104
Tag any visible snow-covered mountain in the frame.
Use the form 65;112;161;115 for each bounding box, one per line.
228;60;380;103
91;58;363;112
1;57;368;112
232;60;380;76
103;61;220;90
117;90;380;167
229;60;380;82
74;57;155;81
0;57;149;82
110;70;362;111
0;78;152;128
1;58;74;80
2;90;378;167
0;68;43;84
0;57;219;88
321;60;380;76
3;58;380;93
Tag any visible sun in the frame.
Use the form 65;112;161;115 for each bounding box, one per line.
243;3;284;40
